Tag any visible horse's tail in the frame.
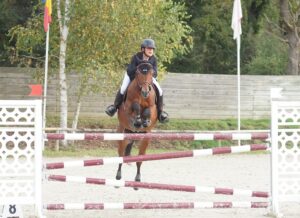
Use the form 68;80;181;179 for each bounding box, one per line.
125;141;134;156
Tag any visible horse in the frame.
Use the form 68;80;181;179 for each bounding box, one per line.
116;62;158;185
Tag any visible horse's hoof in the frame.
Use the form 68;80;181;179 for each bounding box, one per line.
134;122;142;128
134;175;141;191
134;116;142;128
135;175;141;182
116;172;121;180
143;120;151;127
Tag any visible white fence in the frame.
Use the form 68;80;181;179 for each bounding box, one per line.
0;100;43;217
1;92;300;216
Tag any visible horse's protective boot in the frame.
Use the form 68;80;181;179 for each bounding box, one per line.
105;90;124;117
157;95;169;123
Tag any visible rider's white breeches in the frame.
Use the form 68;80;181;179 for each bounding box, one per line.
120;72;131;94
152;78;163;96
120;72;163;96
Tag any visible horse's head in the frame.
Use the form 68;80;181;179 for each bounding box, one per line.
135;62;154;98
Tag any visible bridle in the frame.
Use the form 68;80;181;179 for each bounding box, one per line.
136;72;152;89
136;64;153;98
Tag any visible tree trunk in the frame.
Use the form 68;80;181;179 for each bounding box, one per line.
72;95;81;131
279;0;300;75
57;0;71;148
286;32;299;75
59;39;68;148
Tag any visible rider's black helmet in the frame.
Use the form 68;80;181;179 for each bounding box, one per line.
141;39;156;49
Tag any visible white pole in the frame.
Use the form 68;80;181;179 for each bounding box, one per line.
43;25;50;132
34;100;43;217
231;0;242;145
270;88;282;217
237;36;241;133
42;25;50;151
271;99;279;216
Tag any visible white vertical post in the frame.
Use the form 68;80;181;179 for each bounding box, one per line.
231;0;242;145
43;26;50;138
271;100;279;216
34;100;43;217
270;88;282;216
237;36;241;146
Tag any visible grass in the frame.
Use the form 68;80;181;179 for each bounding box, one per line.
44;115;271;157
46;115;271;131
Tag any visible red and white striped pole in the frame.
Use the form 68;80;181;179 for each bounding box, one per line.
45;202;269;210
46;174;269;198
44;144;269;170
45;132;270;141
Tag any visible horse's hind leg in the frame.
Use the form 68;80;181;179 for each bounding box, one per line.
116;163;122;180
124;128;134;157
116;129;134;180
116;125;126;180
116;139;128;180
135;138;150;183
125;141;134;156
116;140;134;180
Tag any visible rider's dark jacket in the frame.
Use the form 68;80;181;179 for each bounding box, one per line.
126;52;158;81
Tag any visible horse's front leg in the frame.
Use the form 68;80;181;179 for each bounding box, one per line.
142;108;151;127
132;102;142;128
135;138;150;184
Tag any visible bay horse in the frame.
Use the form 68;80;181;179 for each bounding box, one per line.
116;62;158;184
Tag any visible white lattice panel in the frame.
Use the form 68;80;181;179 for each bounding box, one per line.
274;103;300;203
0;105;36;125
0;180;35;204
0;100;42;216
277;108;300;126
0;129;35;176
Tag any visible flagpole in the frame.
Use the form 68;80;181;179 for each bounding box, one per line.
43;25;50;134
231;0;242;145
237;36;241;133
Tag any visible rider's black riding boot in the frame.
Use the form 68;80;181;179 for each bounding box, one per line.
105;90;124;117
157;95;169;123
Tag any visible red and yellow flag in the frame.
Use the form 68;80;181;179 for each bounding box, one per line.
44;0;52;32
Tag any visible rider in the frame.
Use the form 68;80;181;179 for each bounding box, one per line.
105;38;169;123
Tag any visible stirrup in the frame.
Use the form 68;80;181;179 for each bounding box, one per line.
158;111;169;123
105;105;117;117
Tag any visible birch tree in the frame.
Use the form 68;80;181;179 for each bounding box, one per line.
56;0;72;147
8;0;192;149
67;0;192;130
